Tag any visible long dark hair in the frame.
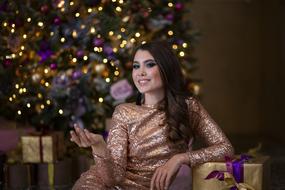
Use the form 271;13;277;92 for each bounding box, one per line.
134;41;193;143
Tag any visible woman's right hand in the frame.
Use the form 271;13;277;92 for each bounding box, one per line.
70;126;108;156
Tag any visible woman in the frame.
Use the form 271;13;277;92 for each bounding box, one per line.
70;41;234;190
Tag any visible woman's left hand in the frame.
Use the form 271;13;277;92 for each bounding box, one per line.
150;153;188;190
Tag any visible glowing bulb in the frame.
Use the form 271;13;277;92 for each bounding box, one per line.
58;109;63;114
9;97;13;102
27;18;31;22
109;31;114;36
23;88;27;93
15;84;19;89
83;56;88;61
3;22;7;27
38;93;43;99
98;97;104;103
117;34;122;39
27;103;31;108
23;34;27;39
122;40;127;45
46;100;51;105
98;6;103;11
113;48;118;52
179;51;185;57
119;0;124;3
112;0;116;2
21;46;25;50
142;41;147;44
38;22;44;27
90;27;96;33
72;58;77;63
44;68;49;74
172;44;178;49
60;37;65;43
88;8;92;13
105;78;110;83
12;94;16;99
114;71;119;76
75;13;80;17
103;58;108;63
182;43;188;48
72;30;78;38
116;7;122;12
70;1;74;5
58;0;65;8
40;104;45;109
11;54;16;58
45;82;49;87
11;24;15;28
11;29;15;33
135;32;141;37
168;30;173;36
17;110;22;115
121;28;126;32
130;38;136;43
168;2;173;7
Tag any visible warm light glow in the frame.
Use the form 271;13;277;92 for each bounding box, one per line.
179;51;185;57
168;30;173;36
3;22;8;27
12;94;16;99
59;109;63;114
114;71;119;76
15;84;19;89
90;27;96;33
105;78;110;83
119;0;124;3
98;97;104;103
75;13;80;17
72;30;78;38
27;18;31;22
23;34;27;39
120;28;126;32
70;1;74;6
172;44;178;49
45;82;49;87
113;48;118;52
21;46;25;50
44;68;49;74
98;6;103;11
46;100;51;105
88;8;92;13
23;88;27;93
11;29;15;33
130;38;136;43
182;43;188;48
117;34;122;39
72;58;77;63
109;31;114;36
9;97;13;102
17;110;22;115
168;2;173;7
57;0;65;8
38;22;44;27
135;32;141;37
103;58;108;63
83;56;88;60
11;24;15;28
27;103;31;108
37;93;43;99
40;104;45;109
60;37;65;42
116;7;122;12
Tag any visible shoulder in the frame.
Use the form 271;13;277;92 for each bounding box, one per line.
112;102;140;121
185;96;201;113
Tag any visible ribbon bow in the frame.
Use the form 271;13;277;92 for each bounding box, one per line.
205;154;255;190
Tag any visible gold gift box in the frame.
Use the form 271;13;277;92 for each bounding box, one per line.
192;156;270;190
21;132;65;163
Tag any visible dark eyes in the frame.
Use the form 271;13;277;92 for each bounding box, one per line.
132;62;156;69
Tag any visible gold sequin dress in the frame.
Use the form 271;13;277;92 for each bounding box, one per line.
72;97;234;190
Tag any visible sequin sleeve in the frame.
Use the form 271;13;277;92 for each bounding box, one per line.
72;104;128;189
186;97;234;167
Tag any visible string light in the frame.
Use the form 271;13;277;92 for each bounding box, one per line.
109;31;114;36
168;2;174;7
179;51;185;57
44;82;49;87
3;22;8;27
17;110;22;115
27;18;31;22
9;97;13;102
117;34;122;39
72;30;78;38
23;34;27;39
116;7;122;12
70;1;74;6
57;0;65;8
114;71;119;76
119;0;124;3
15;84;19;89
75;13;80;17
105;78;110;83
172;44;178;49
90;27;96;33
72;58;77;63
37;93;43;99
182;43;188;48
113;48;118;52
44;68;49;74
135;32;141;37
60;37;65;43
168;30;173;36
11;24;15;28
27;103;31;108
46;100;51;105
12;94;16;99
58;109;63;114
98;97;104;103
98;6;103;11
40;104;45;109
120;28;126;32
130;38;136;43
83;56;88;61
38;22;44;27
11;29;15;33
103;58;108;63
88;8;92;13
21;46;25;50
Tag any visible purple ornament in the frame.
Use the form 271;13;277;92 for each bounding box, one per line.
2;58;12;68
103;45;113;55
175;2;184;11
50;63;57;70
53;16;61;25
93;38;104;47
76;50;84;58
165;13;174;21
72;70;82;80
38;49;53;63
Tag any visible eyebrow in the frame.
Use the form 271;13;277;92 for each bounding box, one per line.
133;59;156;64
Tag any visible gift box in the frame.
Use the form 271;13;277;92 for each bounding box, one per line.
37;158;73;189
21;132;65;163
4;163;37;189
192;156;270;190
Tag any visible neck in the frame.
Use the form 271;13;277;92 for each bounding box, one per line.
144;89;165;105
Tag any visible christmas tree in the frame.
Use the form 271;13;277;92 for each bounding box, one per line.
0;0;200;133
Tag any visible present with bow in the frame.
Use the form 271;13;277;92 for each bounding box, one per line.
192;155;270;190
21;131;65;163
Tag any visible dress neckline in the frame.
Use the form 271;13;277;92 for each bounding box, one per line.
141;99;165;109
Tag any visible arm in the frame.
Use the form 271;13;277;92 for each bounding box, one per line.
182;97;234;167
71;105;128;188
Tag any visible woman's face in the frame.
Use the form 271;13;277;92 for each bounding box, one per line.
132;49;164;95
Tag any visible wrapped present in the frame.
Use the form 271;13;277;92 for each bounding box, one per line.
37;158;73;189
4;163;37;189
21;132;65;163
192;155;270;190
